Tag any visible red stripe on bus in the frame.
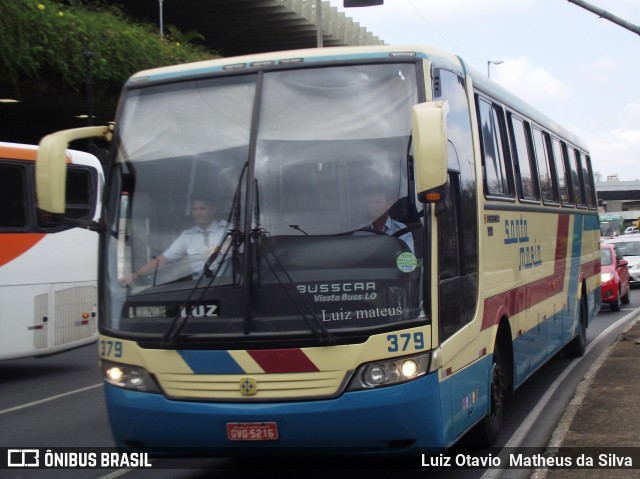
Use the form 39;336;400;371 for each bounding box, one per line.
581;257;600;278
554;214;570;274
0;233;46;267
481;215;572;331
248;349;320;373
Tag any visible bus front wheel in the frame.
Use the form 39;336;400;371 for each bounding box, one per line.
474;343;506;446
564;294;587;358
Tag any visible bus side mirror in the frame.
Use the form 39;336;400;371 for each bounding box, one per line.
37;126;111;214
412;101;448;202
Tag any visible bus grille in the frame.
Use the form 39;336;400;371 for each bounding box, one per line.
33;293;48;349
156;370;349;401
54;285;97;346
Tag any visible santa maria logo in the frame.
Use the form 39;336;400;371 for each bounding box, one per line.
396;252;417;272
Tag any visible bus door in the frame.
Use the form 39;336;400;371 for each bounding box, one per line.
437;151;480;440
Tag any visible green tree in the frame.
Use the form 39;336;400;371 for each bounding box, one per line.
0;0;217;100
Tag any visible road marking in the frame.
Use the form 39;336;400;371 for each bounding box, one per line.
99;469;136;479
1;381;153;478
0;383;102;416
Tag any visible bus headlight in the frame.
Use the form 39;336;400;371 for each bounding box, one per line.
101;361;160;393
347;352;433;391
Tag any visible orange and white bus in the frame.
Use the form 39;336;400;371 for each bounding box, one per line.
0;142;102;360
35;44;600;452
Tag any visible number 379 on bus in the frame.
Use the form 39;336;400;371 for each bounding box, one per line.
100;339;123;358
387;332;425;352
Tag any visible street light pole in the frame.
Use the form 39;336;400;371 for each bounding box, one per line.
567;0;640;37
84;48;94;127
316;0;323;48
159;0;164;36
487;60;504;78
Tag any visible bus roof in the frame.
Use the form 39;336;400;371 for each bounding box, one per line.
127;44;462;82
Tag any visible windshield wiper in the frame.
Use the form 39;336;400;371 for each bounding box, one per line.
254;230;339;345
289;224;308;235
251;180;337;345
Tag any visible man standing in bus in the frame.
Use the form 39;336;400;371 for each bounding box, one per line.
119;193;230;284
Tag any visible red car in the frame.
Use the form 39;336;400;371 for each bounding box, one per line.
600;243;630;311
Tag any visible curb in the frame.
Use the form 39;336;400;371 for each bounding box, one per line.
529;315;640;479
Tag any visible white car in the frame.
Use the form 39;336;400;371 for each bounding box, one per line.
605;234;640;286
624;226;639;235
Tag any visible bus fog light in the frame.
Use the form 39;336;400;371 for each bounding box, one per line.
348;353;431;391
102;361;160;393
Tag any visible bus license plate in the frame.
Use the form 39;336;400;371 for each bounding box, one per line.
226;422;279;441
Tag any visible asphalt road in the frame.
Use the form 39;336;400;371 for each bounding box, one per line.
1;295;638;479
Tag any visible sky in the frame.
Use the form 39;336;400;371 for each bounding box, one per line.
327;0;640;182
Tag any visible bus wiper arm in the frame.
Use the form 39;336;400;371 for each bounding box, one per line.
161;229;237;347
162;163;247;347
254;230;339;346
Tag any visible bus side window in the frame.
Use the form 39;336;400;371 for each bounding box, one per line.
532;128;559;203
568;146;585;206
36;165;98;231
476;97;513;198
0;162;28;229
580;153;597;208
552;138;572;205
509;115;539;202
64;167;95;220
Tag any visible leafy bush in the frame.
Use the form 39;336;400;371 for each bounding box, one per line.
0;0;217;98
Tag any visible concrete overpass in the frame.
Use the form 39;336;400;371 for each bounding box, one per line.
111;0;384;56
597;181;640;206
596;181;640;222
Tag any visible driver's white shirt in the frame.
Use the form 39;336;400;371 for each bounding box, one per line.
355;216;414;253
162;220;229;278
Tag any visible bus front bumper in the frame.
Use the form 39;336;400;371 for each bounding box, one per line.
103;372;446;453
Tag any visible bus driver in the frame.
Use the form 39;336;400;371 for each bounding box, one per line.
119;194;230;285
354;191;415;254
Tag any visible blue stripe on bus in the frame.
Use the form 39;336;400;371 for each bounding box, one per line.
571;214;584;265
567;215;583;329
177;350;244;374
584;214;600;232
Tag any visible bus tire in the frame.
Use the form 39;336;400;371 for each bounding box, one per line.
474;343;506;446
564;294;587;358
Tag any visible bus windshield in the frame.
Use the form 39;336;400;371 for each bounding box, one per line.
107;62;424;341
